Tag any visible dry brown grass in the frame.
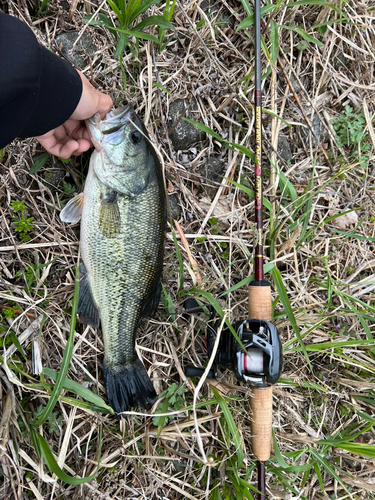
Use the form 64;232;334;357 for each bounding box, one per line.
1;0;375;498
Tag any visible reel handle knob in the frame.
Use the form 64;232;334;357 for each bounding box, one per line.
184;365;215;379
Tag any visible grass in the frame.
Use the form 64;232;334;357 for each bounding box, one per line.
1;0;375;499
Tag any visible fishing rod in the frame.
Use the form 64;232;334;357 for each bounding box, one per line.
247;0;281;496
184;1;282;498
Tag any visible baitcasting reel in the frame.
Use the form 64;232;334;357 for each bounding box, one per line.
184;300;283;387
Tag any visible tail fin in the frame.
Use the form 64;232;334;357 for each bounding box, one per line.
103;358;157;414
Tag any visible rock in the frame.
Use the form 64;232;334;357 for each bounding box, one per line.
42;157;68;191
168;99;206;151
204;157;223;184
200;1;220;13
168;193;182;221
302;113;327;148
334;51;349;69
289;74;310;94
55;31;97;69
202;156;224;199
278;134;292;163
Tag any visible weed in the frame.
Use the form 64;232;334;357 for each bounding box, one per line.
11;200;34;242
158;0;176;51
3;307;17;320
63;182;76;196
332;105;366;147
152;382;185;426
84;0;174;57
332;105;370;166
33;405;63;434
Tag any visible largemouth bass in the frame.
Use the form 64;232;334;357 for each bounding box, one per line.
60;106;165;413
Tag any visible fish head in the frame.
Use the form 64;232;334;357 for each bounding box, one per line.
86;106;155;195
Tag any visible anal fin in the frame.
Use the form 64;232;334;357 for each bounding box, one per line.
78;262;100;328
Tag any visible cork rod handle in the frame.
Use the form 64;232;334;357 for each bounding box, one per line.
248;283;273;462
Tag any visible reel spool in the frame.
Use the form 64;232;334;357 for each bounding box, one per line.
184;301;282;386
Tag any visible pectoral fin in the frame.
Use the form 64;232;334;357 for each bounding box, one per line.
60;193;84;224
78;262;100;328
99;192;120;238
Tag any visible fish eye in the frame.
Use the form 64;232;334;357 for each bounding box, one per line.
130;131;142;144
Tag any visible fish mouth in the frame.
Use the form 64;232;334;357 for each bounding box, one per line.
102;105;134;131
86;105;135;148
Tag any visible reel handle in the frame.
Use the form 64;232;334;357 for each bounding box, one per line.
248;281;273;462
184;365;215;379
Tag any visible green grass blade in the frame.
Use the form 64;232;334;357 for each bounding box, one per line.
212;387;245;467
328;227;375;242
331;443;375;458
110;28;159;43
225;178;272;212
134;15;173;31
182;118;255;160
9;332;27;360
271;267;311;370
272;430;289;468
280;25;323;46
286;0;343;14
297;165;315;246
42;368;113;414
270;20;279;64
278;378;326;391
313;461;325;492
182;117;222;141
288;339;372;353
309;448;345;488
34;262;80;425
278;169;297;202
29;153;50;175
30;425;102;484
172;228;184;293
240;0;252;16
133;0;160;18
219;262;274;297
236;5;276;31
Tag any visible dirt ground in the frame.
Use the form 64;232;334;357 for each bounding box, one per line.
1;0;375;499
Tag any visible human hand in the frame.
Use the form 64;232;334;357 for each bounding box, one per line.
35;71;113;159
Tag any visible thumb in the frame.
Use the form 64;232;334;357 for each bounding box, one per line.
70;71;113;121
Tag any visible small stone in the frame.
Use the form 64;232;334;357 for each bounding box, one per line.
167;99;206;151
278;134;292;163
204;157;224;184
302;114;327;148
334;52;349;68
289;74;310;93
42;157;67;191
55;31;97;70
168;194;182;221
199;157;224;199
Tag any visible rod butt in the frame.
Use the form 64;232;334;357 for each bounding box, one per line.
250;385;273;461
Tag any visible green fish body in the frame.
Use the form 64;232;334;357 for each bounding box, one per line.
60;106;165;413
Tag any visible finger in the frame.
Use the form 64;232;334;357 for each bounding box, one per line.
96;94;113;118
70;138;92;156
63;119;92;143
52;137;92;158
36;133;78;159
70;71;113;121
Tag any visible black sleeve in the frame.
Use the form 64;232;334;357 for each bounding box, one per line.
0;12;83;148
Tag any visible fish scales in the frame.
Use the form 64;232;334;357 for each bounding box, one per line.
60;106;166;414
81;159;164;366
